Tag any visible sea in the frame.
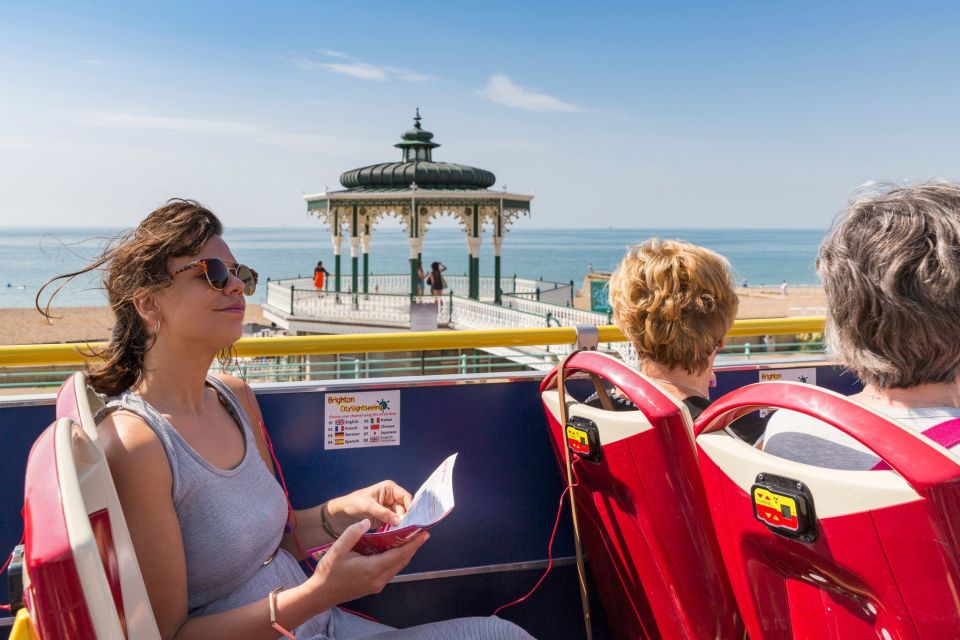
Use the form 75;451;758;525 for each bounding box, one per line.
0;227;825;309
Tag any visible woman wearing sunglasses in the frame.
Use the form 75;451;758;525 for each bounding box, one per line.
37;199;531;640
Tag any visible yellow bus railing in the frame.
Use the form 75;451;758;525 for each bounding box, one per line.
0;316;826;368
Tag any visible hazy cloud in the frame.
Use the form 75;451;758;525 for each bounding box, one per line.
384;66;439;82
0;136;105;153
74;109;381;153
295;50;439;83
317;48;350;59
479;74;582;113
78;111;260;134
322;61;389;81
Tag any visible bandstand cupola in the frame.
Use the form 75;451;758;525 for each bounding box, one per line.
339;110;496;190
397;109;439;163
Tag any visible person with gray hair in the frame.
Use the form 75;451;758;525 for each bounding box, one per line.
763;181;960;469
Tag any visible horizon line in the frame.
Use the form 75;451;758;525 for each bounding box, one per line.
0;224;830;231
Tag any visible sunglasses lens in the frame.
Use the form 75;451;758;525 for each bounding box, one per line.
205;258;230;290
237;265;258;296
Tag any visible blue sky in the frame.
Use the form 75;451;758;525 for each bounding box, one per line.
1;1;959;228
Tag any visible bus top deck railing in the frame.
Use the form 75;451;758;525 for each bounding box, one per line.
0;317;826;368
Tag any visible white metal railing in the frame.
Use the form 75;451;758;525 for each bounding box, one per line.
367;274;409;294
477;277;496;299
440;275;469;297
269;280;617;337
539;284;573;306
447;297;631;360
506;279;573;304
513;278;540;295
499;295;630;361
266;279;312;314
265;277;630;359
502;295;609;326
449;297;548;331
292;292;430;327
270;274;572;301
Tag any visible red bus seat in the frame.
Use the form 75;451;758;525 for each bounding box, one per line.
695;381;960;639
541;351;742;639
20;375;160;639
56;372;106;441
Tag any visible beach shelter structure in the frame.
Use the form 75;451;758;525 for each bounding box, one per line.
303;111;533;302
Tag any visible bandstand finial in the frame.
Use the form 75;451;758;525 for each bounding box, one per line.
414;107;422;129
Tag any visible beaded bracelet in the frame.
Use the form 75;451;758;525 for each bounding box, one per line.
320;502;340;540
269;587;296;639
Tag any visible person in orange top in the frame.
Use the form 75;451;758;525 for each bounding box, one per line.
313;261;330;292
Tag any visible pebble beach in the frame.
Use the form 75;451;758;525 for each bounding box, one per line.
0;287;826;347
0;304;271;346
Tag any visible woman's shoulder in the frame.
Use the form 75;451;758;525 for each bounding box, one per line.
98;410;170;481
209;373;259;419
210;373;274;471
210;372;251;397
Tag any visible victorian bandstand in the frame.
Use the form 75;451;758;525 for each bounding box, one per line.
262;112;613;345
305;111;531;303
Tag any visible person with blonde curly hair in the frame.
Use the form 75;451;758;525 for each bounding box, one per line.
609;238;738;383
588;239;765;441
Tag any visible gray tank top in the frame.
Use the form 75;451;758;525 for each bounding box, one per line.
98;377;331;634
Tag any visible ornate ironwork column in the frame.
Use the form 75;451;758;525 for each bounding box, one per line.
409;196;419;297
350;205;360;294
469;206;481;299
494;201;504;304
493;235;503;304
362;232;371;295
468;236;481;300
331;234;342;294
408;238;423;298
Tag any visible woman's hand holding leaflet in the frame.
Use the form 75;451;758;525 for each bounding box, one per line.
327;480;412;531
308;519;430;605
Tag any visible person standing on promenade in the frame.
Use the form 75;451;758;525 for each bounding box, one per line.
36;200;532;640
313;261;330;294
416;261;426;296
780;279;788;297
426;261;447;296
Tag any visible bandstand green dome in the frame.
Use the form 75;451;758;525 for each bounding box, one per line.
339;109;496;191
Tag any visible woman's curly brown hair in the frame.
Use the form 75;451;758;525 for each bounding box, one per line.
608;239;738;373
37;199;223;396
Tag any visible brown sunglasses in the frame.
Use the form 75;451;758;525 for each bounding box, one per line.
171;257;258;296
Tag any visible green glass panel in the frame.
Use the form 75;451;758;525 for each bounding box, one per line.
590;280;611;313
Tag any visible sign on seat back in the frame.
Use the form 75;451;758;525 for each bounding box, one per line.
20;375;160;639
695;381;960;639
540;351;741;639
